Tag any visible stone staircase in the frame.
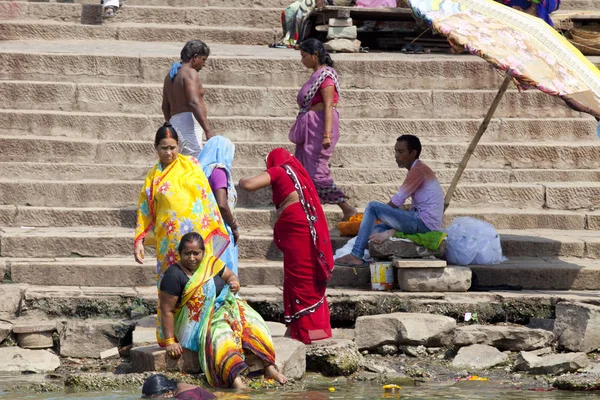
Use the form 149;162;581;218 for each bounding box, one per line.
1;0;600;332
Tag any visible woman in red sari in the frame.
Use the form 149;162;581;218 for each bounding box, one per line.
239;148;333;344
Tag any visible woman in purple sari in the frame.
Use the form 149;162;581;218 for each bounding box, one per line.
289;38;357;221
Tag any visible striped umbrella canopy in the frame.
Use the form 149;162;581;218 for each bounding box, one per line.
409;0;600;118
407;0;600;209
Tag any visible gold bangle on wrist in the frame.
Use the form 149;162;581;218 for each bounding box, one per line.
164;337;176;346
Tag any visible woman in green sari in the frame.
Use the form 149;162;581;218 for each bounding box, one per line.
159;232;287;389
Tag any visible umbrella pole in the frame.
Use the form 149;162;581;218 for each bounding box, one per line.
444;75;512;211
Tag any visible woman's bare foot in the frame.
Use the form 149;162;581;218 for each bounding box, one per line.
335;254;366;267
232;376;247;390
265;365;288;384
369;229;396;244
339;201;358;222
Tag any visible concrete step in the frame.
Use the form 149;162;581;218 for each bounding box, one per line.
1;178;597;209
0;20;278;45
4;161;600;186
0;80;587;119
1;226;599;259
5;283;600;323
0;110;597;143
0;3;281;29
0;204;595;231
560;0;600;10
0;0;292;8
5;255;600;290
2;136;599;170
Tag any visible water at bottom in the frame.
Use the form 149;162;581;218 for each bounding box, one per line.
0;381;597;400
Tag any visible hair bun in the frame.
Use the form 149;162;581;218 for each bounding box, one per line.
163;122;172;128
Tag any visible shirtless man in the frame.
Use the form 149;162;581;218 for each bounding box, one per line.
162;40;215;157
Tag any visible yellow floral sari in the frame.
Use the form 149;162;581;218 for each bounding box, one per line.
134;154;230;343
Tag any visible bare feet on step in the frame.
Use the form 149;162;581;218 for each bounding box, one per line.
369;229;396;244
265;365;288;384
232;376;247;390
334;254;367;267
339;201;358;221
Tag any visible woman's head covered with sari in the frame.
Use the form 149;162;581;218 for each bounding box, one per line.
198;135;238;212
266;148;334;283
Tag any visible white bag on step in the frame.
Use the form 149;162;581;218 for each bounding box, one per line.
444;217;507;265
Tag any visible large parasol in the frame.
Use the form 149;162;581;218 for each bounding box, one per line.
408;0;600;210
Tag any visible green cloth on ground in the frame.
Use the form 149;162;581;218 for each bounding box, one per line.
392;231;447;251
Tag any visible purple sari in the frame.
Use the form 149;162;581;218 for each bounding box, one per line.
288;67;347;204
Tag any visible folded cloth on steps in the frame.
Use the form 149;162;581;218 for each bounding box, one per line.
392;231;447;251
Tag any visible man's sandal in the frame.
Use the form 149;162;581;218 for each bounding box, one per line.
103;6;117;18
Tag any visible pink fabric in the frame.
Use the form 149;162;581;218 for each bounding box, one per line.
207;167;228;191
391;160;444;230
356;0;397;6
310;77;339;106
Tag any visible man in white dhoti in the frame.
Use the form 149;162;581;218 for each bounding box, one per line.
162;40;215;156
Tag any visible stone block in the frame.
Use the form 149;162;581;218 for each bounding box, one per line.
392;259;447;268
80;3;102;25
397;266;471;292
453;325;554;351
306;339;362;376
0;347;60;373
370;238;446;259
130;345;201;373
60;320;132;358
135;314;157;328
0;285;25;320
452;344;508;369
0;321;13;344
324;39;361;53
515;351;589;375
273;337;306;380
355;312;455;350
329;17;352;27
527;318;555;332
266;321;286;338
554;302;600;353
13;322;56;349
327;26;357;40
100;347;120;360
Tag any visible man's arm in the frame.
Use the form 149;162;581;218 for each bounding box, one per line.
162;78;171;122
390;166;425;208
183;73;214;138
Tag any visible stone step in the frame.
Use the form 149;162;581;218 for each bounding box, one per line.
0;0;292;8
0;80;586;119
4;161;600;186
5;255;600;290
2;136;599;170
0;178;596;209
5;283;600;323
560;0;600;10
0;3;282;29
0;204;595;231
0;20;278;45
1;226;599;259
0;110;597;143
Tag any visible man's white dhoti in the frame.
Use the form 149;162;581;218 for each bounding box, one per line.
169;112;204;157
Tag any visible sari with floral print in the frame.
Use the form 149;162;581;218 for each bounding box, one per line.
134;153;230;345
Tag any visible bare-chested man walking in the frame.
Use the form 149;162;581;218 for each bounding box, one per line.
162;40;215;157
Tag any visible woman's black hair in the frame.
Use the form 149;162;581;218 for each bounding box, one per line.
141;374;178;397
299;38;334;68
155;122;179;147
178;231;205;254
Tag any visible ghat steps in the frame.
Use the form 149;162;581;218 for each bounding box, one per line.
0;3;599;295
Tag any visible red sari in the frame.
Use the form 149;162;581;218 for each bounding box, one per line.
267;148;333;344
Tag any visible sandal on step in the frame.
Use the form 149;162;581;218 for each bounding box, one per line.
335;260;369;268
103;6;116;18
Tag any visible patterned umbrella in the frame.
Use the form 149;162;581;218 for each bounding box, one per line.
408;0;600;209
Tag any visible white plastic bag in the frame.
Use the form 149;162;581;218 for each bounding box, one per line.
334;237;370;261
444;217;507;265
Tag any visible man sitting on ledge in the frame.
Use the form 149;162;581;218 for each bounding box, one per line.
335;134;444;267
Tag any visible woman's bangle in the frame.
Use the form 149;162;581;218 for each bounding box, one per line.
164;337;176;346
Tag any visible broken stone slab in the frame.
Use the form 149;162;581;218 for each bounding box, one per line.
355;312;456;350
0;285;25;320
377;344;399;355
332;328;355;341
515;351;589;375
266;321;286;338
400;345;428;358
327;26;358;40
370;238;446;260
553;373;600;391
0;347;60;373
397;265;471;292
133;326;157;347
60;319;133;358
306;338;362;376
273;336;306;381
554;302;600;353
451;344;509;369
527;318;555;332
135;314;156;328
329;17;353;27
130;345;201;373
0;321;13;344
453;325;554;351
100;347;120;360
13;322;56;349
324;39;361;53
